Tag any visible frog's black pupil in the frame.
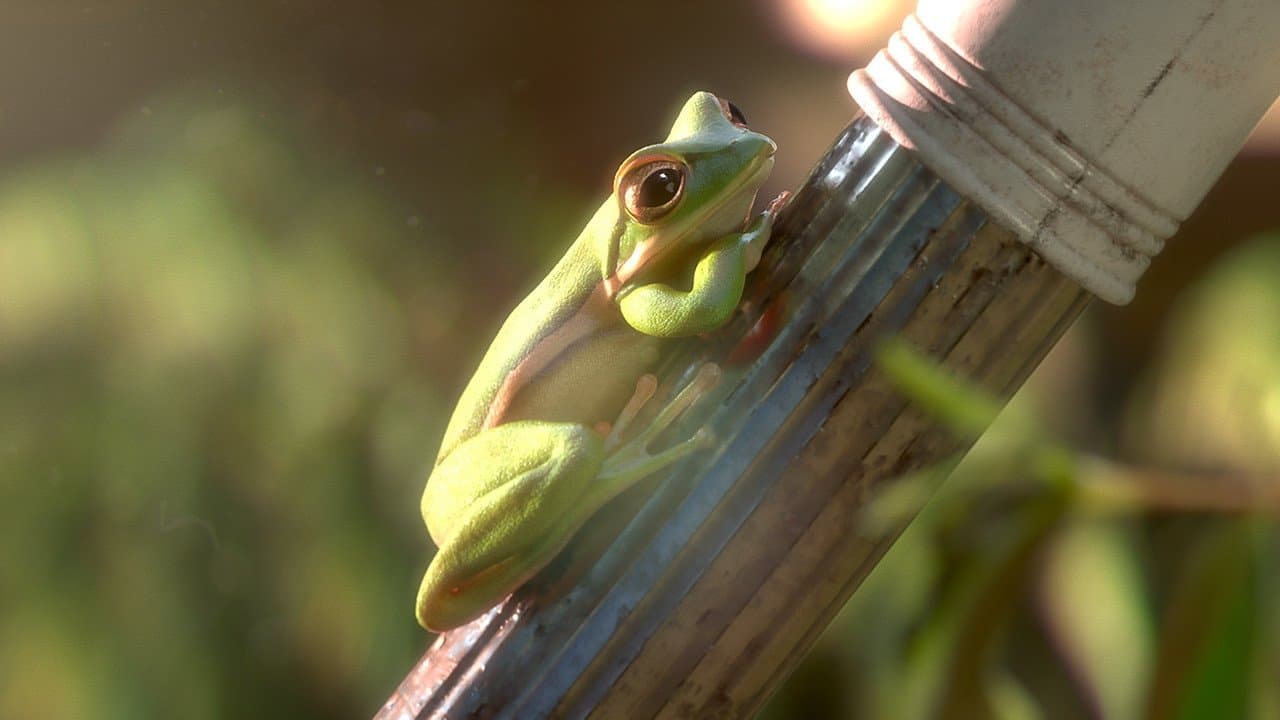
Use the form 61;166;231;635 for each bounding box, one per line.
637;168;680;208
726;101;747;126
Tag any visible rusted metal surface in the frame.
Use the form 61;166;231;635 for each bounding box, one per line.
376;115;1089;719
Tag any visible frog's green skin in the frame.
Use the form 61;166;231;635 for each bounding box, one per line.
416;91;782;631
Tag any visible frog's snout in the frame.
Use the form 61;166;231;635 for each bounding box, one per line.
732;134;777;163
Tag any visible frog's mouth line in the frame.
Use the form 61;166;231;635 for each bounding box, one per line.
605;149;775;298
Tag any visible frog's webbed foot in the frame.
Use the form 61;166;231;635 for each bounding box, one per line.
599;363;721;484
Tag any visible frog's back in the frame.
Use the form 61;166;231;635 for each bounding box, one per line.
435;236;605;461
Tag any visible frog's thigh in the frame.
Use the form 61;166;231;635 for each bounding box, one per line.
417;420;604;629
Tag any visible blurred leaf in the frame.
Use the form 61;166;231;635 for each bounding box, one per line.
0;165;95;351
886;498;1065;720
875;338;1002;438
1254;530;1280;720
1127;235;1280;475
1147;521;1256;720
0;90;452;719
990;671;1045;720
1038;517;1153;719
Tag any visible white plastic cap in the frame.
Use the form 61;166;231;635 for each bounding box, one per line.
849;0;1280;304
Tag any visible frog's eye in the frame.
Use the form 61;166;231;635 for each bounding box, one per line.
719;98;749;128
618;159;686;223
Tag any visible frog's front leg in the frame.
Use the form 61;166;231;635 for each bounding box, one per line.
618;193;787;337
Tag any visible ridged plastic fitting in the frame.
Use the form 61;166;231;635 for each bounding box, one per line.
849;0;1280;304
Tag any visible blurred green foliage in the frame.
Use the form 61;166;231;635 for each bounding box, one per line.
0;92;505;718
1127;237;1280;476
1;84;1278;720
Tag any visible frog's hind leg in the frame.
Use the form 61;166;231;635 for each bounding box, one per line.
604;373;658;451
416;366;725;631
416;420;606;631
591;363;722;502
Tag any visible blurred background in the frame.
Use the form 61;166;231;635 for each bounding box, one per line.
0;1;1276;718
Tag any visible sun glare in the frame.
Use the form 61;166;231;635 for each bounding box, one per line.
775;0;908;62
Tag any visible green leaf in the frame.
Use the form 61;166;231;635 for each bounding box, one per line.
875;338;1002;438
1147;521;1257;720
1038;517;1153;719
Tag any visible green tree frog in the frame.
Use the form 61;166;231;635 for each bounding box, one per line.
416;91;786;631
